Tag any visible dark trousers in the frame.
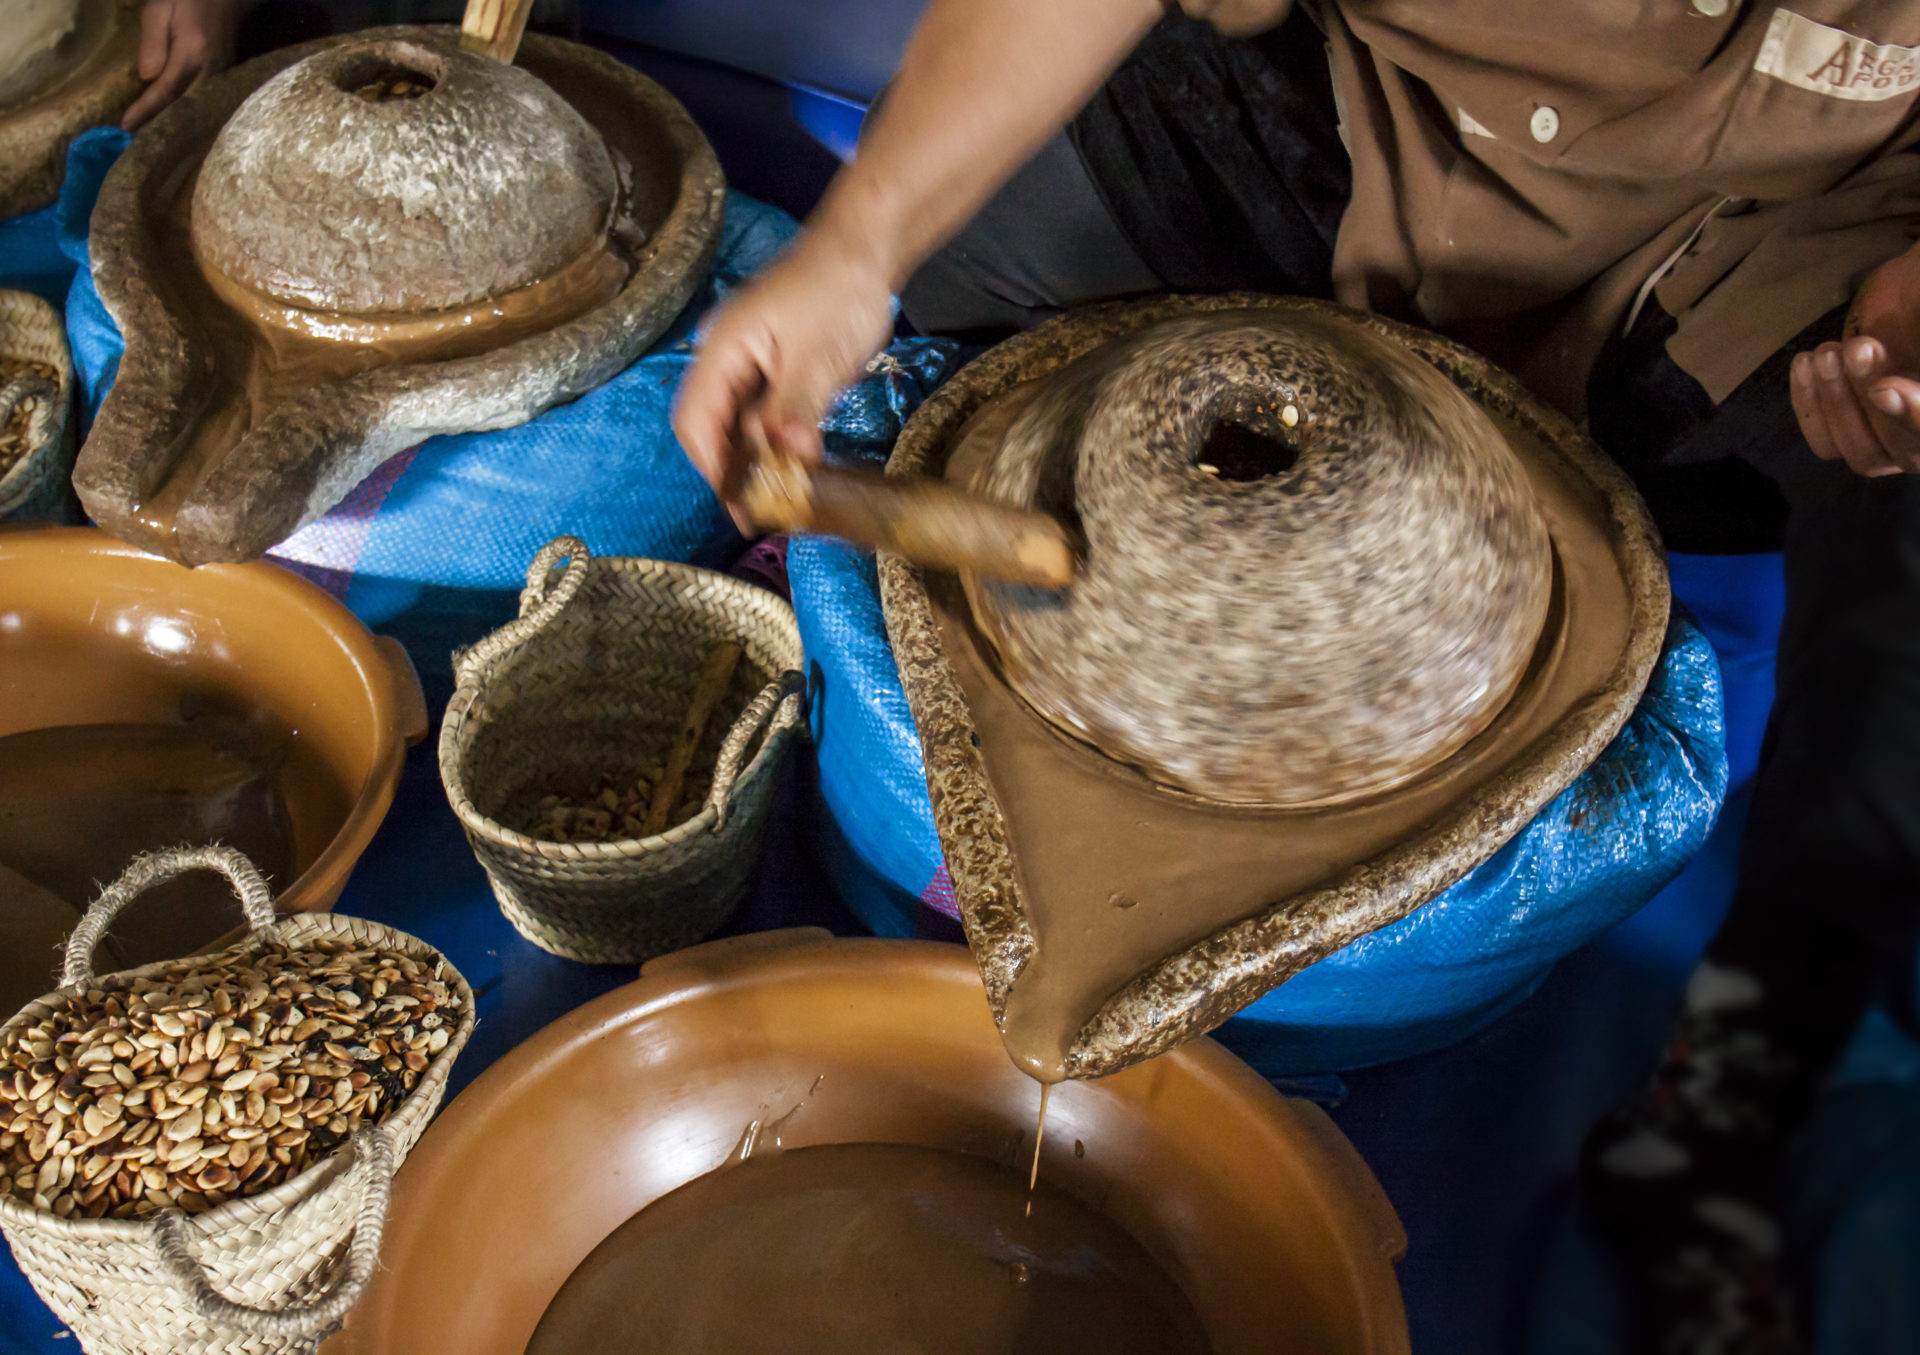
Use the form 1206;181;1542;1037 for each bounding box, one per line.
899;14;1920;1029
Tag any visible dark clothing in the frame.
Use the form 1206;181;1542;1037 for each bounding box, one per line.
896;131;1162;339
900;9;1346;333
1067;8;1348;299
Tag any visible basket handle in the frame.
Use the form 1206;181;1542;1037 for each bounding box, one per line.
451;536;591;685
704;670;805;829
62;846;277;989
153;1125;396;1341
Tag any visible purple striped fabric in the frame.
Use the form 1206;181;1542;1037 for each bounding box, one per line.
920;864;959;919
267;448;421;590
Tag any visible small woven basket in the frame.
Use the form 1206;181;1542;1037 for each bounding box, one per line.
440;537;806;964
0;847;475;1355
0;288;77;522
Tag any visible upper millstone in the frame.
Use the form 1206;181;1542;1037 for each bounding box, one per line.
191;34;617;317
966;309;1555;807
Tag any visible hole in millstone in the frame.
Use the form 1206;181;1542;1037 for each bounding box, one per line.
1196;418;1300;482
352;65;435;101
331;48;441;102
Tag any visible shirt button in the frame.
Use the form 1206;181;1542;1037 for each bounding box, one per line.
1529;106;1560;143
1691;0;1730;15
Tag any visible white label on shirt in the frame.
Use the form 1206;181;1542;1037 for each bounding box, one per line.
1456;108;1497;138
1753;8;1920;102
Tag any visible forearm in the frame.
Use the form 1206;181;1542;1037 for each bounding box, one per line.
809;0;1164;291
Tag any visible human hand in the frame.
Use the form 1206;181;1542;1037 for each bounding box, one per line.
1170;0;1295;36
1791;244;1920;476
672;230;896;530
122;0;236;131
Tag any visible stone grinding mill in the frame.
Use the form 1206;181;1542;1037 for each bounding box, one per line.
74;21;724;566
881;295;1669;1082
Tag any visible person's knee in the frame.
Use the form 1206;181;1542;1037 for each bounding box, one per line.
898;133;1164;336
899;240;1042;337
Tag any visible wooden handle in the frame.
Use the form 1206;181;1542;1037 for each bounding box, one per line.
645;643;743;836
460;0;537;63
738;456;1077;588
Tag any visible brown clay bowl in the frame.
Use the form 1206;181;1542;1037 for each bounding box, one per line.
0;525;426;963
325;931;1410;1355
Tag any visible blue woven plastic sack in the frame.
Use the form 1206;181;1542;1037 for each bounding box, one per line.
792;531;1730;1073
0;127;127;307
0;198;76;306
795;536;951;921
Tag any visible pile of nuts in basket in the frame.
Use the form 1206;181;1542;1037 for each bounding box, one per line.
528;641;742;844
0;356;58;478
530;764;716;844
0;936;464;1221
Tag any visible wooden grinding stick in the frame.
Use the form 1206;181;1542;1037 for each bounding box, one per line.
460;0;538;63
645;643;744;835
737;444;1078;589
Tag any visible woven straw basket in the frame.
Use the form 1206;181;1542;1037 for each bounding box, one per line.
440;536;806;964
0;847;475;1354
0;288;76;522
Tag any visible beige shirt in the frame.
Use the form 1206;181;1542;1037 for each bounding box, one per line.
1315;0;1920;413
